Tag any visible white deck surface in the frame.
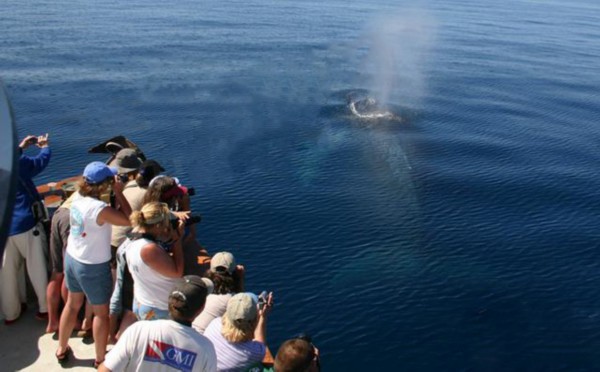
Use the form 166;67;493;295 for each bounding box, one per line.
0;307;102;371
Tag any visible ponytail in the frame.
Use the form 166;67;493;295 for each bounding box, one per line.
130;202;170;231
130;210;144;228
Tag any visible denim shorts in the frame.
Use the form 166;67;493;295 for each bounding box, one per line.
64;252;112;305
133;299;170;321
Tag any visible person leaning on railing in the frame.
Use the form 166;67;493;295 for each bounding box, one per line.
1;134;51;325
204;292;274;371
271;335;321;372
192;251;245;334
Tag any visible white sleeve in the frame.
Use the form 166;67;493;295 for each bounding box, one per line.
90;199;107;223
104;324;135;371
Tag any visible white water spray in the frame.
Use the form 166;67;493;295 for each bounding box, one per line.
361;10;437;110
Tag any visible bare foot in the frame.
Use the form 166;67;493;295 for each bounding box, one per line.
46;323;59;333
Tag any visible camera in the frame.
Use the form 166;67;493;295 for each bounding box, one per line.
187;187;196;196
186;215;202;225
294;333;312;343
170;214;202;229
28;137;38;144
258;291;268;310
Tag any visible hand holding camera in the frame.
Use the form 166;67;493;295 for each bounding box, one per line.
169;211;202;230
258;291;274;317
19;135;38;149
112;174;125;194
20;133;50;149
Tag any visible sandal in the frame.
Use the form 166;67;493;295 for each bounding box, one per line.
76;328;93;338
55;346;71;364
94;359;104;369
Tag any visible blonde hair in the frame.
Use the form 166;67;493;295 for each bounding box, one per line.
130;202;170;231
221;314;257;343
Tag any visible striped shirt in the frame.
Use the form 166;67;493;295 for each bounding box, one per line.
203;318;265;372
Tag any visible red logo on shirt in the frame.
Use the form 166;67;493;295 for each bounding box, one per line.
144;340;197;372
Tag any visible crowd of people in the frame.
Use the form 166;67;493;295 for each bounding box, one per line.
1;134;321;372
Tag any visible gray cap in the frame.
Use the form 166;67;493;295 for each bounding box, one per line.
226;293;258;327
109;148;142;174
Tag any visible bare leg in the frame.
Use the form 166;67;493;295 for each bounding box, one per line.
108;313;119;344
57;291;84;355
46;272;64;333
116;310;137;340
81;300;93;332
61;277;68;303
92;303;110;363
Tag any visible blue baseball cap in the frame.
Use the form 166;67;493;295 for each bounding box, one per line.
83;161;117;184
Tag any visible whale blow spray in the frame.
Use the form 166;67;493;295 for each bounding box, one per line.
362;10;437;109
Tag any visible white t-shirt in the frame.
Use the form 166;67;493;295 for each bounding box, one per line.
67;194;111;264
192;294;233;334
126;237;181;310
203;318;266;372
104;319;217;372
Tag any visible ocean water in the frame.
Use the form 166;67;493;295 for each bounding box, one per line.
3;0;600;369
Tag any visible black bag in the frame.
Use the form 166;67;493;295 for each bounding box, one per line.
31;200;49;223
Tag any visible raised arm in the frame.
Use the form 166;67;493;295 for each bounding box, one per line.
19;134;51;178
98;206;130;227
112;175;132;218
139;221;185;278
254;292;273;344
97;176;131;226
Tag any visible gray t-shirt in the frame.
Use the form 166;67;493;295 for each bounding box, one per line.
192;294;233;334
111;180;146;247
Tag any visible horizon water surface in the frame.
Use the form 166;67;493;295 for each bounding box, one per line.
2;0;600;370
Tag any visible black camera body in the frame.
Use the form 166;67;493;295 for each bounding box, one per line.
170;214;202;229
186;215;202;225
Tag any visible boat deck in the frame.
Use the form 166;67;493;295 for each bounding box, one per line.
0;306;98;371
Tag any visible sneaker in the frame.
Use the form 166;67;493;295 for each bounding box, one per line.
4;303;28;325
4;318;19;326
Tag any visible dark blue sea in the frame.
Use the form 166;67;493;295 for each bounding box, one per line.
3;0;600;369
